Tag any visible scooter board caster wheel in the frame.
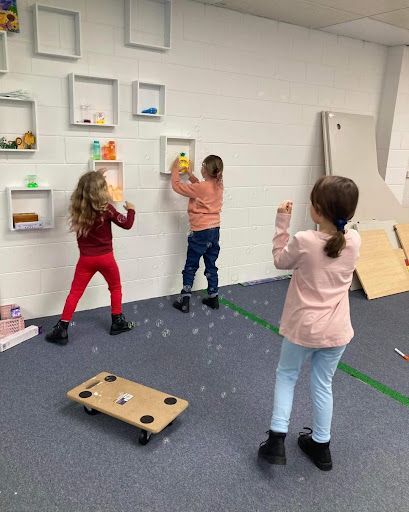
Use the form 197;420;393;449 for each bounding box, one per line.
139;429;152;445
84;405;100;416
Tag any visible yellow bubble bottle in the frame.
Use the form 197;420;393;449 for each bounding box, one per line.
179;152;189;173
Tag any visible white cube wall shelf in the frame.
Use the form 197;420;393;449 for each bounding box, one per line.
7;187;54;231
125;0;172;51
160;136;196;175
0;97;38;152
33;4;82;59
89;159;124;203
132;81;166;117
69;73;119;127
0;30;9;73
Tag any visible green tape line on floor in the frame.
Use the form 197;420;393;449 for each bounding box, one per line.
218;294;409;408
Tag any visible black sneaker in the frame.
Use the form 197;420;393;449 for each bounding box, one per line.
172;295;190;313
45;320;69;345
202;296;219;309
258;430;286;465
298;428;332;471
110;314;135;335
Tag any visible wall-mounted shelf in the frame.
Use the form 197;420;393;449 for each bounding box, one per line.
160;136;196;175
7;187;54;231
132;81;166;117
33;4;82;59
0;30;9;73
125;0;172;51
0;98;38;152
68;73;119;127
89;159;124;202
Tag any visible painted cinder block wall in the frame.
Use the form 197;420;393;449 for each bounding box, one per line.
0;0;388;319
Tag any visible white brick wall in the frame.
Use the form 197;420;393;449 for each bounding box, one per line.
0;0;387;319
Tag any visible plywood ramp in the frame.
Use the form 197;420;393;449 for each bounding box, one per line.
355;230;409;299
394;224;409;260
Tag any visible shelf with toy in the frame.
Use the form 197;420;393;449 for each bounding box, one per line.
0;30;9;73
160;136;196;175
7;187;54;231
89;159;124;203
132;81;166;117
33;4;82;59
0;97;38;152
125;0;172;51
68;73;119;127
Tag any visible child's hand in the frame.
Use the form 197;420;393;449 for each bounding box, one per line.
124;201;135;211
278;200;293;214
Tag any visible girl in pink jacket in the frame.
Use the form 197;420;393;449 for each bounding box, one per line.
258;175;360;471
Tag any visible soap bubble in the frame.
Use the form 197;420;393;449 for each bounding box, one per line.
265;348;270;354
70;321;76;327
232;387;237;393
264;300;269;305
146;331;152;339
205;310;211;316
216;344;222;351
220;315;225;320
200;386;206;392
207;359;212;365
192;328;199;335
144;318;149;324
163;437;170;445
162;328;170;337
221;392;226;399
207;336;213;342
252;299;257;304
247;333;254;340
233;311;239;317
92;345;99;354
190;312;195;318
156;319;163;327
209;322;214;329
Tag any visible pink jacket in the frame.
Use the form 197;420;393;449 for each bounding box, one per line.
273;213;361;348
171;167;223;232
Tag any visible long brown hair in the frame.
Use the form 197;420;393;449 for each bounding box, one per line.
69;171;111;237
203;155;223;183
310;175;359;258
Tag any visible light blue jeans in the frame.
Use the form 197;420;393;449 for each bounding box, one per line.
271;338;346;443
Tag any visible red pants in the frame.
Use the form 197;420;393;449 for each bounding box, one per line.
62;252;122;321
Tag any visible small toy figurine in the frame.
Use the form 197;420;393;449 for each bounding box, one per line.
95;112;105;125
15;137;25;150
141;107;158;115
23;131;36;149
178;152;189;173
0;137;17;149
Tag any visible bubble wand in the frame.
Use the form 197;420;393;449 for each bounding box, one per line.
394;348;409;361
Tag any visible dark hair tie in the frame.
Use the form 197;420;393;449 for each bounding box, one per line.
335;219;347;233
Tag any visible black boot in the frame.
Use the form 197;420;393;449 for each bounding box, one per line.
173;295;190;313
202;296;219;310
110;314;135;335
258;430;286;465
45;320;69;345
298;428;332;471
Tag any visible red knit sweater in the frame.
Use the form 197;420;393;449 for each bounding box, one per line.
77;204;135;256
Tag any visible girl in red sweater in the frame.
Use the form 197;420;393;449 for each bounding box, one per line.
46;171;135;345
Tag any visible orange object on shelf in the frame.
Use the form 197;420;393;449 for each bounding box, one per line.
13;212;39;227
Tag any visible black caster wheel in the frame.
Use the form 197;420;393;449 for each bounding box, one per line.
84;406;100;416
139;429;152;445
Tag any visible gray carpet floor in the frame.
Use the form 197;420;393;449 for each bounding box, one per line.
222;280;409;396
0;284;408;512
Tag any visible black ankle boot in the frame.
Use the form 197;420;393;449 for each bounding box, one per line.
258;430;286;465
110;314;135;335
298;428;332;471
202;296;219;309
45;320;69;345
173;295;190;313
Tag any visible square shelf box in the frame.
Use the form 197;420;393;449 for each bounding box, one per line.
0;30;9;73
69;74;119;127
132;81;166;117
7;187;54;231
125;0;172;51
33;4;82;59
160;136;196;175
89;159;124;203
0;98;38;152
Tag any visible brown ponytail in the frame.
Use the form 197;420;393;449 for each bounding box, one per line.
203;155;223;183
310;175;359;259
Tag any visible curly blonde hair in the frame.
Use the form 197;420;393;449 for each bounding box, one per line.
69;171;111;237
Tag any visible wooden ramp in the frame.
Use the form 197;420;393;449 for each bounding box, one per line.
355;230;409;299
394;224;409;261
67;372;189;445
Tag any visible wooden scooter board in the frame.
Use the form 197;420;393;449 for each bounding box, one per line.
67;372;189;438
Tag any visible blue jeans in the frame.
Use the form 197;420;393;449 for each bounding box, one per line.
182;227;220;296
271;338;346;443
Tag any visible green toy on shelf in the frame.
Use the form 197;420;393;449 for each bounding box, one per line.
25;175;38;188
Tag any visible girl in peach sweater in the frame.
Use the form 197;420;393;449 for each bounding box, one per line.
171;155;224;313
